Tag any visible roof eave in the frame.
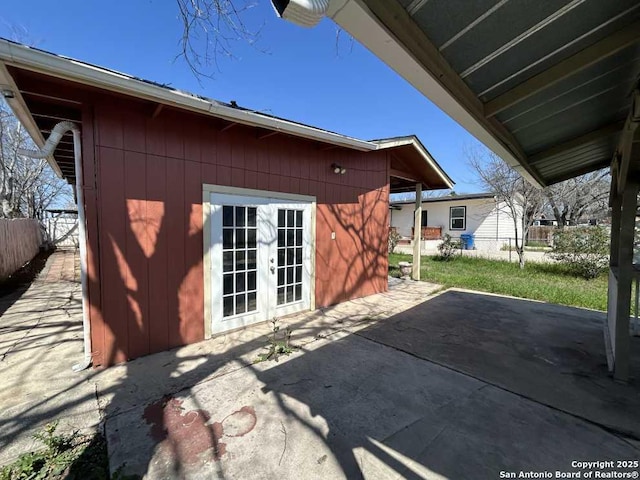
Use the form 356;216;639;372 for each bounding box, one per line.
0;39;376;153
374;135;455;189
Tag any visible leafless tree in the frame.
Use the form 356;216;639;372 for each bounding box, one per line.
176;0;263;77
0;100;71;220
467;146;544;269
543;170;609;227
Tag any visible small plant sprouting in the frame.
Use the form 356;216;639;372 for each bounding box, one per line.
255;318;298;363
0;421;112;480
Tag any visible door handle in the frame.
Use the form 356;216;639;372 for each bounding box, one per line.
270;266;275;274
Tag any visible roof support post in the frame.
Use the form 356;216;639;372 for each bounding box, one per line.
606;174;638;382
412;183;422;281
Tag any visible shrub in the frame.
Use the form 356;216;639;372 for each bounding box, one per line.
437;234;460;261
388;229;401;254
549;226;609;279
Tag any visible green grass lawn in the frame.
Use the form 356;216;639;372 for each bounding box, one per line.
389;253;608;311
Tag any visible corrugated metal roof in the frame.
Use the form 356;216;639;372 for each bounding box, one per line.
337;0;640;186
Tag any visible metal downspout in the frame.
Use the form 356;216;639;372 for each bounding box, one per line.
19;121;91;371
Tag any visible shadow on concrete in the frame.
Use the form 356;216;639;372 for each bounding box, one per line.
357;289;640;439
0;248;53;317
98;289;640;479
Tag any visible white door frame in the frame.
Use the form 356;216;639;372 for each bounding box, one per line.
203;184;316;339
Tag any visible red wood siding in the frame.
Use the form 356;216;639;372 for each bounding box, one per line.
86;96;389;366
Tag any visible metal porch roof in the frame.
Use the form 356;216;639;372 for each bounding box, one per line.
326;0;640;186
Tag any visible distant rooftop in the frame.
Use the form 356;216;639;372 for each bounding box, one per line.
391;192;496;205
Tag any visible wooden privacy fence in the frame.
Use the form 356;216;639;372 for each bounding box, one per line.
0;219;43;280
527;226;555;246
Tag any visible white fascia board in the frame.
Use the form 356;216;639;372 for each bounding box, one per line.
376;137;454;189
327;0;541;187
0;39;376;152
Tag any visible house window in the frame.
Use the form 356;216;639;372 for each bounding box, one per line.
450;206;465;230
421;211;428;227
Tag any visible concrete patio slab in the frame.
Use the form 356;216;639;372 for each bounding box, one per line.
0;250;101;466
3;261;638;479
359;288;640;439
100;281;640;479
106;331;638;479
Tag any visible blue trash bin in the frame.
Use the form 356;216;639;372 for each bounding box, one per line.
460;234;474;250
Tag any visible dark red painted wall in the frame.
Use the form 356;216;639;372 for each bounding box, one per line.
85;96;389;366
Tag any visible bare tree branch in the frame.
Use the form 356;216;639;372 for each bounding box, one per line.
175;0;264;79
465;145;544;269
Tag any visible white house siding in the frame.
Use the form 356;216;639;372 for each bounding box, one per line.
390;197;522;251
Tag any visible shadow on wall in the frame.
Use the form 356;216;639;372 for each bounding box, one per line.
316;187;389;307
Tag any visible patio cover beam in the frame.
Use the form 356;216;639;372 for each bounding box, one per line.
528;121;624;165
485;21;640;117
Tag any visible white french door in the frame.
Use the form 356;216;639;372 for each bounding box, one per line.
210;192;312;334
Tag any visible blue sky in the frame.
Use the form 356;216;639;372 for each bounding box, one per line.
1;0;490;193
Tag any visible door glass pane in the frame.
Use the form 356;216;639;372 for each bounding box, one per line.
236;229;245;249
223;206;234;227
277;287;285;305
223;252;233;272
223;274;233;295
247;271;256;290
223;296;234;317
247;207;257;227
235;207;245;227
236;294;246;314
236;272;245;292
235;250;245;270
276;208;304;306
247;250;257;269
247;229;257;248
223;229;233;250
248;292;257;311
